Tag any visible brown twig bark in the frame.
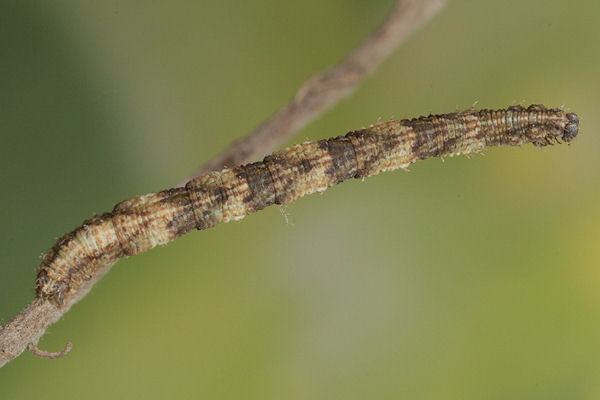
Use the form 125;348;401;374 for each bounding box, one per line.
1;264;115;367
0;0;447;368
177;0;447;185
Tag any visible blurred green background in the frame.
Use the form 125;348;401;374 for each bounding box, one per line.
1;0;599;398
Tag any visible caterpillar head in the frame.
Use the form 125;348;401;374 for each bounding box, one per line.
563;112;579;143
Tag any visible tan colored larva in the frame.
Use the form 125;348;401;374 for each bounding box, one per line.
36;105;579;307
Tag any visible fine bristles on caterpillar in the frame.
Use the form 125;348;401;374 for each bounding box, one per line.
35;104;578;306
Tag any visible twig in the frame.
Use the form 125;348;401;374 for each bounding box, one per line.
1;265;115;367
29;341;73;359
0;0;447;368
177;0;447;185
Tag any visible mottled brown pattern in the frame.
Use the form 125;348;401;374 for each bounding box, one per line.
236;162;277;212
321;137;359;182
36;105;578;306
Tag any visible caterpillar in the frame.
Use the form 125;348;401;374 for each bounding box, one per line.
35;104;578;307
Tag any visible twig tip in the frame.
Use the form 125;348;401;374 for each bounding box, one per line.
28;341;73;359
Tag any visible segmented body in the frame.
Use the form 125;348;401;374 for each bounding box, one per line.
36;105;579;306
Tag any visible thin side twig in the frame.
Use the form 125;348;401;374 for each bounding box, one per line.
177;0;447;185
0;0;447;368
